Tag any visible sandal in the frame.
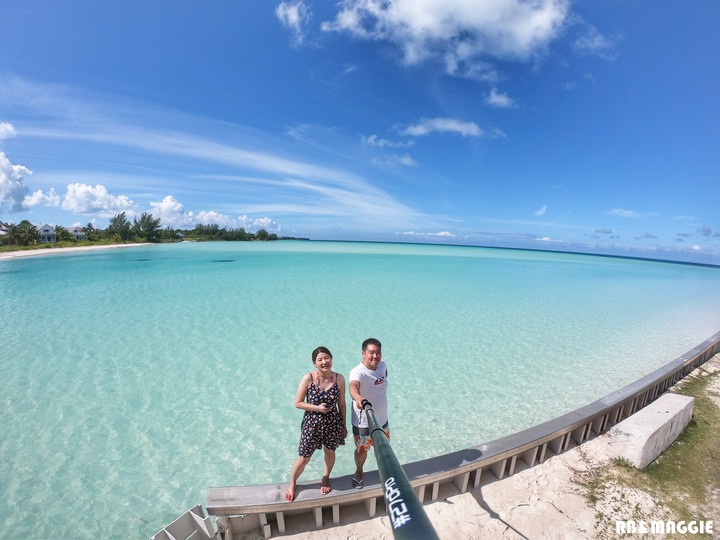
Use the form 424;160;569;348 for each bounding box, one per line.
352;476;363;489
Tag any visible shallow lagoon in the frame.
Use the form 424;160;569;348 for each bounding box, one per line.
2;241;719;539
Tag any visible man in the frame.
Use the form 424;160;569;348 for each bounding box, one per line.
348;337;389;488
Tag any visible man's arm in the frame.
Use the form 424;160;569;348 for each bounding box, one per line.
349;379;365;411
337;374;348;430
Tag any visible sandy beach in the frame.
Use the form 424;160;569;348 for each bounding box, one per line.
245;356;720;539
0;243;153;260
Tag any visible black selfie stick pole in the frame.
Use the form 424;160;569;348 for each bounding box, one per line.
361;399;439;540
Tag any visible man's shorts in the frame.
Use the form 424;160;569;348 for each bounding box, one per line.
352;423;390;452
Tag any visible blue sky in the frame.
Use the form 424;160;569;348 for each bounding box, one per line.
1;1;718;262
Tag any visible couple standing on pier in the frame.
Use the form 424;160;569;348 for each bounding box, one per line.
284;338;389;502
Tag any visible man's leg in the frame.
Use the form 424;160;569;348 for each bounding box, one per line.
353;447;367;484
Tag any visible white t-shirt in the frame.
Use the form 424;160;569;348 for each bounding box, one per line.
349;360;388;429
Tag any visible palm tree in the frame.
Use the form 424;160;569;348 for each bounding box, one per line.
54;225;74;242
133;212;162;242
107;212;133;241
4;220;41;246
82;223;102;242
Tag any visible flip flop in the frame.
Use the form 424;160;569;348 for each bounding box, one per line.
352;476;363;489
284;488;296;501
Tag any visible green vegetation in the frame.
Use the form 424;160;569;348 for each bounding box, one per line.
640;375;719;518
1;219;41;246
586;365;720;538
0;213;307;252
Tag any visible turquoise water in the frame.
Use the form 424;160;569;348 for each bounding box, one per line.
1;241;719;539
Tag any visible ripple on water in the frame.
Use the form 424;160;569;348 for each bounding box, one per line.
1;241;719;539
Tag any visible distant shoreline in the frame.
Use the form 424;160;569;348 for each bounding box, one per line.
2;240;718;269
0;243;153;260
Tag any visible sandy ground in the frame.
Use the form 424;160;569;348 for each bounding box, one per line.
252;356;720;539
0;243;154;260
269;436;619;540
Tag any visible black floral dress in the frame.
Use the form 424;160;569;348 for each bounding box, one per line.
297;373;346;458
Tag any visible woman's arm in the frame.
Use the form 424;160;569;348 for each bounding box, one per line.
294;373;318;412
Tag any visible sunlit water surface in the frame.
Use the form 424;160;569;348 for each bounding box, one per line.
1;241;719;539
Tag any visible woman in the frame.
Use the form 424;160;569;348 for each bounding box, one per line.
285;346;347;501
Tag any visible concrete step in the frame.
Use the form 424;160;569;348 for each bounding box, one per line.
607;392;694;469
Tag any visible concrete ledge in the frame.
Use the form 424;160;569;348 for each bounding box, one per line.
608;392;694;469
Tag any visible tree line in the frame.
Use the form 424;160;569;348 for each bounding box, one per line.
0;211;300;248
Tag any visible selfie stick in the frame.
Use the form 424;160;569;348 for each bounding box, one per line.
361;399;439;540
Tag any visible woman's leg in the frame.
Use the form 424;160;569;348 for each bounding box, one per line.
320;447;336;494
286;455;311;501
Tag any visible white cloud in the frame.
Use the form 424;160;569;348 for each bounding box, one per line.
609;208;636;218
61;183;135;217
608;208;659;220
149;195;195;228
395;153;417;166
401;117;482;137
400;230;456;238
488;127;508;139
0;122;17;140
149;195;282;232
574;24;617;61
372;153;417;167
534;205;547;217
322;0;571;77
194;210;238;228
150;194;186;216
240;215;282;233
276;1;311;46
23;188;60;208
364;134;414;148
194;211;282;233
0;151;32;212
486;88;515;108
